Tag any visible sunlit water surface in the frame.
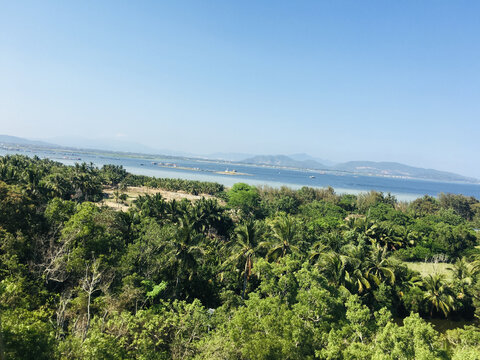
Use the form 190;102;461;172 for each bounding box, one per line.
2;148;480;202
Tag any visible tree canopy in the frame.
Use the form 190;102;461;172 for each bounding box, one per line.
1;154;480;359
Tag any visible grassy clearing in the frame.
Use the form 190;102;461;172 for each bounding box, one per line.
404;261;453;279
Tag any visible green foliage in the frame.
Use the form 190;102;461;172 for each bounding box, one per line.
372;312;445;359
357;191;396;214
45;197;76;225
300;200;346;220
126;174;225;196
438;193;479;221
0;181;34;234
410;195;440;217
143;280;167;300
2;308;57;360
446;326;480;360
253;256;301;304
101;164;128;187
227;183;262;216
434;223;477;257
1;154;480;359
338;194;358;212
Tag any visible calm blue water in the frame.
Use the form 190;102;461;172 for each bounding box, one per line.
2;148;480;201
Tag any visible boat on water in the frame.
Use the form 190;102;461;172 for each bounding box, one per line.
309;175;316;179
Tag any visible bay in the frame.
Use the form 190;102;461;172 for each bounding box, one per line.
2;148;480;201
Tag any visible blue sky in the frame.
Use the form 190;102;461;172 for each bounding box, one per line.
1;1;479;177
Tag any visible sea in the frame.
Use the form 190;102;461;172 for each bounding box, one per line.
2;147;480;202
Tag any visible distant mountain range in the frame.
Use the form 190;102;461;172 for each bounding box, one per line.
0;134;478;184
0;134;55;147
205;152;256;162
242;155;330;170
0;134;193;157
241;155;479;184
287;153;337;167
211;152;337;166
45;136;197;157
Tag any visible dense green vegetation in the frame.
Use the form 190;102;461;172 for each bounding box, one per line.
1;154;480;359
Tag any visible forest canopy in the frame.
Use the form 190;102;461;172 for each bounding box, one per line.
1;155;480;359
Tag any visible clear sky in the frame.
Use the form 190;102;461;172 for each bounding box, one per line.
1;1;479;177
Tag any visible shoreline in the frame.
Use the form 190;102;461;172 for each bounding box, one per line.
1;148;479;202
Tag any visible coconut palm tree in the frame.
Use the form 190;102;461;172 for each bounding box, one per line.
364;245;396;286
23;168;43;197
225;220;267;299
337;243;376;294
191;198;224;235
365;222;404;250
346;268;372;294
422;274;456;317
134;193;167;219
266;215;301;261
309;241;329;265
316;252;348;288
42;173;72;199
166;199;191;223
316;248;372;294
164;214;206;298
449;257;479;299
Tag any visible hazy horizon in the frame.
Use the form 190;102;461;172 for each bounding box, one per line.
0;132;475;182
1;1;479;177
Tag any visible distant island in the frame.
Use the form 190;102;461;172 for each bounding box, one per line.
0;134;478;184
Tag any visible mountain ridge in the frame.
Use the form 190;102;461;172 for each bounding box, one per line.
0;134;477;184
0;134;55;147
241;155;479;184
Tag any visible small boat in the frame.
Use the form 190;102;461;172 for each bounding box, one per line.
309;175;316;179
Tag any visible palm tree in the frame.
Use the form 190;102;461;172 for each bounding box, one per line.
23;168;43;197
308;241;329;265
225;220;266;299
364;245;396;286
318;252;348;289
0;163;18;184
422;274;456;317
191;198;224;235
134;193;167;219
165;199;191;223
449;257;479;299
365;222;404;250
398;226;418;246
42;173;72;199
337;244;375;294
68;162;102;201
317;230;345;253
346;268;372;294
266;215;301;261
163;214;206;298
342;216;370;235
315;248;371;293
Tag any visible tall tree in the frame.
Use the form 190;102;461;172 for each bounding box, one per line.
225;220;267;299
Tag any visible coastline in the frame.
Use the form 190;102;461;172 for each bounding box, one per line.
1;147;480;202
